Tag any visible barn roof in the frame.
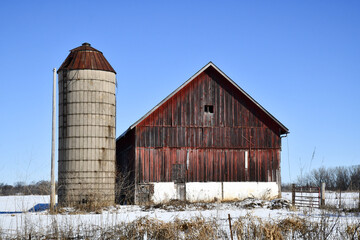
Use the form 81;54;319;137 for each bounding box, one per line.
119;62;288;138
58;43;116;73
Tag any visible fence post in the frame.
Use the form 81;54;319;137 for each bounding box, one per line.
339;189;341;209
228;214;233;240
320;182;326;207
292;184;295;207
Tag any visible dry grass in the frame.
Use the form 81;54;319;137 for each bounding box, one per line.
346;223;360;239
57;192;115;213
1;207;359;239
17;216;221;240
232;212;360;240
105;216;220;240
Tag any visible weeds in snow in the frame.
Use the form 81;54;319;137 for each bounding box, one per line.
1;213;359;239
233;212;360;240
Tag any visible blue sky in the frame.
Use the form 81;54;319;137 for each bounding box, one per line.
0;1;359;185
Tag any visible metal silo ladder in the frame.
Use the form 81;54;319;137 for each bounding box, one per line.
62;70;68;139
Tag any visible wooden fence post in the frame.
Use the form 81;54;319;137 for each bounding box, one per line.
228;214;233;240
320;182;326;207
292;184;295;207
339;189;341;209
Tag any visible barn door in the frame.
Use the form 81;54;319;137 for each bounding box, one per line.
172;163;186;201
172;164;185;183
171;150;188;201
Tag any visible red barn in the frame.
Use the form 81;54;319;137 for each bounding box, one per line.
116;62;288;204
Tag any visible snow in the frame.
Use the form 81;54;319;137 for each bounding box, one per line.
0;195;56;212
0;193;358;238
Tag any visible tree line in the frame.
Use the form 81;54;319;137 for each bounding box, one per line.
284;165;360;191
0;181;57;196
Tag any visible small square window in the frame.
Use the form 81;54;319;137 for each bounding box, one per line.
204;105;214;113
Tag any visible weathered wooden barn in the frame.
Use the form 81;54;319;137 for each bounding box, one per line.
116;62;288;204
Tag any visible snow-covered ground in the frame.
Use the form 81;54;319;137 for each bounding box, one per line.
0;193;359;239
0;195;57;212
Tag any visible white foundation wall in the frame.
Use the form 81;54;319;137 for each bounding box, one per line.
147;182;279;204
223;182;279;200
150;183;177;203
186;182;222;202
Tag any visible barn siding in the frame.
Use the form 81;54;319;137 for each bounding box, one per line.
135;148;279;183
134;69;282;183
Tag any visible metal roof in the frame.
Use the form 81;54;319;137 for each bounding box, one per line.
119;62;289;139
58;43;116;73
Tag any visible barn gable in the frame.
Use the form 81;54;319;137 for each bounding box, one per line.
124;62;288;135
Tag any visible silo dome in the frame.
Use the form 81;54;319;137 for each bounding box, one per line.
58;43;116;207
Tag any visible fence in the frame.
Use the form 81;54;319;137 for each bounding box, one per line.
292;183;325;208
325;189;360;209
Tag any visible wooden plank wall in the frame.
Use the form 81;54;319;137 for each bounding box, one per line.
136;148;280;182
132;68;282;183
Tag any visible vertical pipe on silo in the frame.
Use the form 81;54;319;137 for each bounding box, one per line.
50;68;56;212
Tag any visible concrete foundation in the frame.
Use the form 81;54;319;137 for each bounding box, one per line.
136;182;279;204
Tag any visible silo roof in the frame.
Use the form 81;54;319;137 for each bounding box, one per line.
58;43;116;73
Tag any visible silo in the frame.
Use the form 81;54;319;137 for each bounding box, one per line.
58;43;116;207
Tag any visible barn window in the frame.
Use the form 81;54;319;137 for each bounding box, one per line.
204;105;214;113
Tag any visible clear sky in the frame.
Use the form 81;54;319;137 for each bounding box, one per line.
0;1;359;185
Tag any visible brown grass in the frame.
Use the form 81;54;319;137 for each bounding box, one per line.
232;212;359;240
102;216;220;240
1;211;359;239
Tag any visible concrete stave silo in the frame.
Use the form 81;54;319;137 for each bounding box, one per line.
58;43;116;207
